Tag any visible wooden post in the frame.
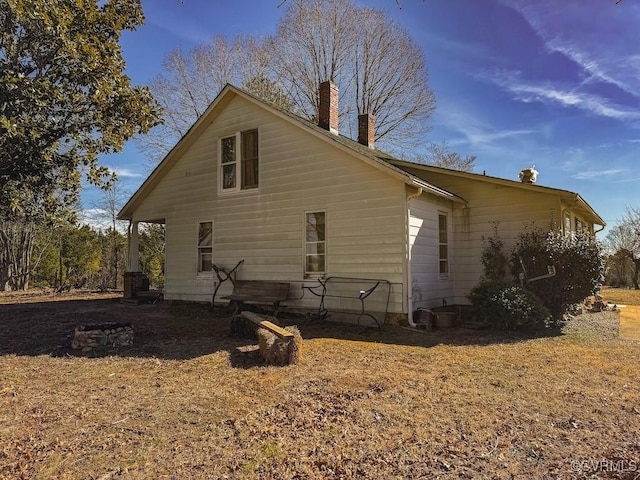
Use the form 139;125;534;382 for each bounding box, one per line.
127;220;140;272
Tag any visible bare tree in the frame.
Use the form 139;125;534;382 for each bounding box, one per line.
0;185;75;291
351;7;434;147
142;0;435;162
274;0;435;151
139;35;282;163
0;216;54;291
93;179;129;289
274;0;356;121
605;211;640;289
411;141;477;172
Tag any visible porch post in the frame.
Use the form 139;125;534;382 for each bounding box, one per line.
127;220;140;272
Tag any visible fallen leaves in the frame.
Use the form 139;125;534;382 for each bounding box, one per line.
0;292;639;479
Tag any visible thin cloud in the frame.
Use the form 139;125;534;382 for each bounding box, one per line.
436;102;538;148
614;176;640;184
550;43;635;95
80;208;128;232
510;0;640;99
571;169;626;180
419;31;501;65
490;72;640;121
466;128;538;145
108;167;145;179
82;208;108;218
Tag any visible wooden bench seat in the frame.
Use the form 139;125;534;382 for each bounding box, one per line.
225;280;290;317
240;311;294;339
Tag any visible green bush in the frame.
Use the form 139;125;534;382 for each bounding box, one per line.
510;227;604;322
481;222;508;282
468;281;551;330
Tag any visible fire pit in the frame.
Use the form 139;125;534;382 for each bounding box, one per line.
72;322;134;352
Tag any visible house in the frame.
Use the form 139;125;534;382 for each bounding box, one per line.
117;82;605;325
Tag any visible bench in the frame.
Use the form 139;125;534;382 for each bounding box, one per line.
240;311;294;339
240;311;301;365
225;280;290;317
302;276;391;328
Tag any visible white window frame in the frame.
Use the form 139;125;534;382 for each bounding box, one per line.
218;129;259;194
304;210;326;278
197;220;213;276
564;211;572;236
438;212;449;278
575;217;589;234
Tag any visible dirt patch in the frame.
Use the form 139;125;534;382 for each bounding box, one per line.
1;291;639;479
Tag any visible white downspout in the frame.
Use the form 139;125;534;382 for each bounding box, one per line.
406;187;423;327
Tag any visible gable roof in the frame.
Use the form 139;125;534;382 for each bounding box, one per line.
118;84;604;229
117;84;462;220
386;158;605;227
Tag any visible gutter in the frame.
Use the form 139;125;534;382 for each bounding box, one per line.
405;187;423;328
410;178;466;204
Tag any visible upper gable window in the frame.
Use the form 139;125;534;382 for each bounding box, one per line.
220;129;259;192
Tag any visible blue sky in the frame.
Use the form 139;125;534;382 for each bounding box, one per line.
92;0;640;236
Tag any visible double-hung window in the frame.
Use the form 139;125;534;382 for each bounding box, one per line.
305;211;326;277
220;129;259;192
197;221;213;273
575;218;588;234
564;212;572;235
438;213;449;276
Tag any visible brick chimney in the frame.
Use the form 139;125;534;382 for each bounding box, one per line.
358;113;375;149
318;81;339;134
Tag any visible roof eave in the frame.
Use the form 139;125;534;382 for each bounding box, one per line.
117;84;464;219
214;87;463;201
410;177;466;204
572;193;606;227
117;84;237;220
388;159;604;225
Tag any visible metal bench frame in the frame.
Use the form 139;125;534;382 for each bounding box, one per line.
303;276;391;328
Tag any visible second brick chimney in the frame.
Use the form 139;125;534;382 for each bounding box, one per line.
318;80;339;135
358;113;375;149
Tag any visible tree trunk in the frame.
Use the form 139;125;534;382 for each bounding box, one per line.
0;262;9;291
0;220;43;291
633;258;640;290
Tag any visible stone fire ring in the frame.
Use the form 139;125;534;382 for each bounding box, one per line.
72;322;134;352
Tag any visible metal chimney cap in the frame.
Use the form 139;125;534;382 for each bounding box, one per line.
519;167;538;184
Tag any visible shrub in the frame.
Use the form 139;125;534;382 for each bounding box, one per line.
468;281;551;330
481;222;508;282
510;227;604;322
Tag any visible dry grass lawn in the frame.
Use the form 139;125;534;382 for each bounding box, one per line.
600;287;640;342
1;289;639;479
600;286;640;306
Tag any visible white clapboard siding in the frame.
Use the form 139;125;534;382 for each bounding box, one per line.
408;196;454;310
417;171;567;303
131;94;408;312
